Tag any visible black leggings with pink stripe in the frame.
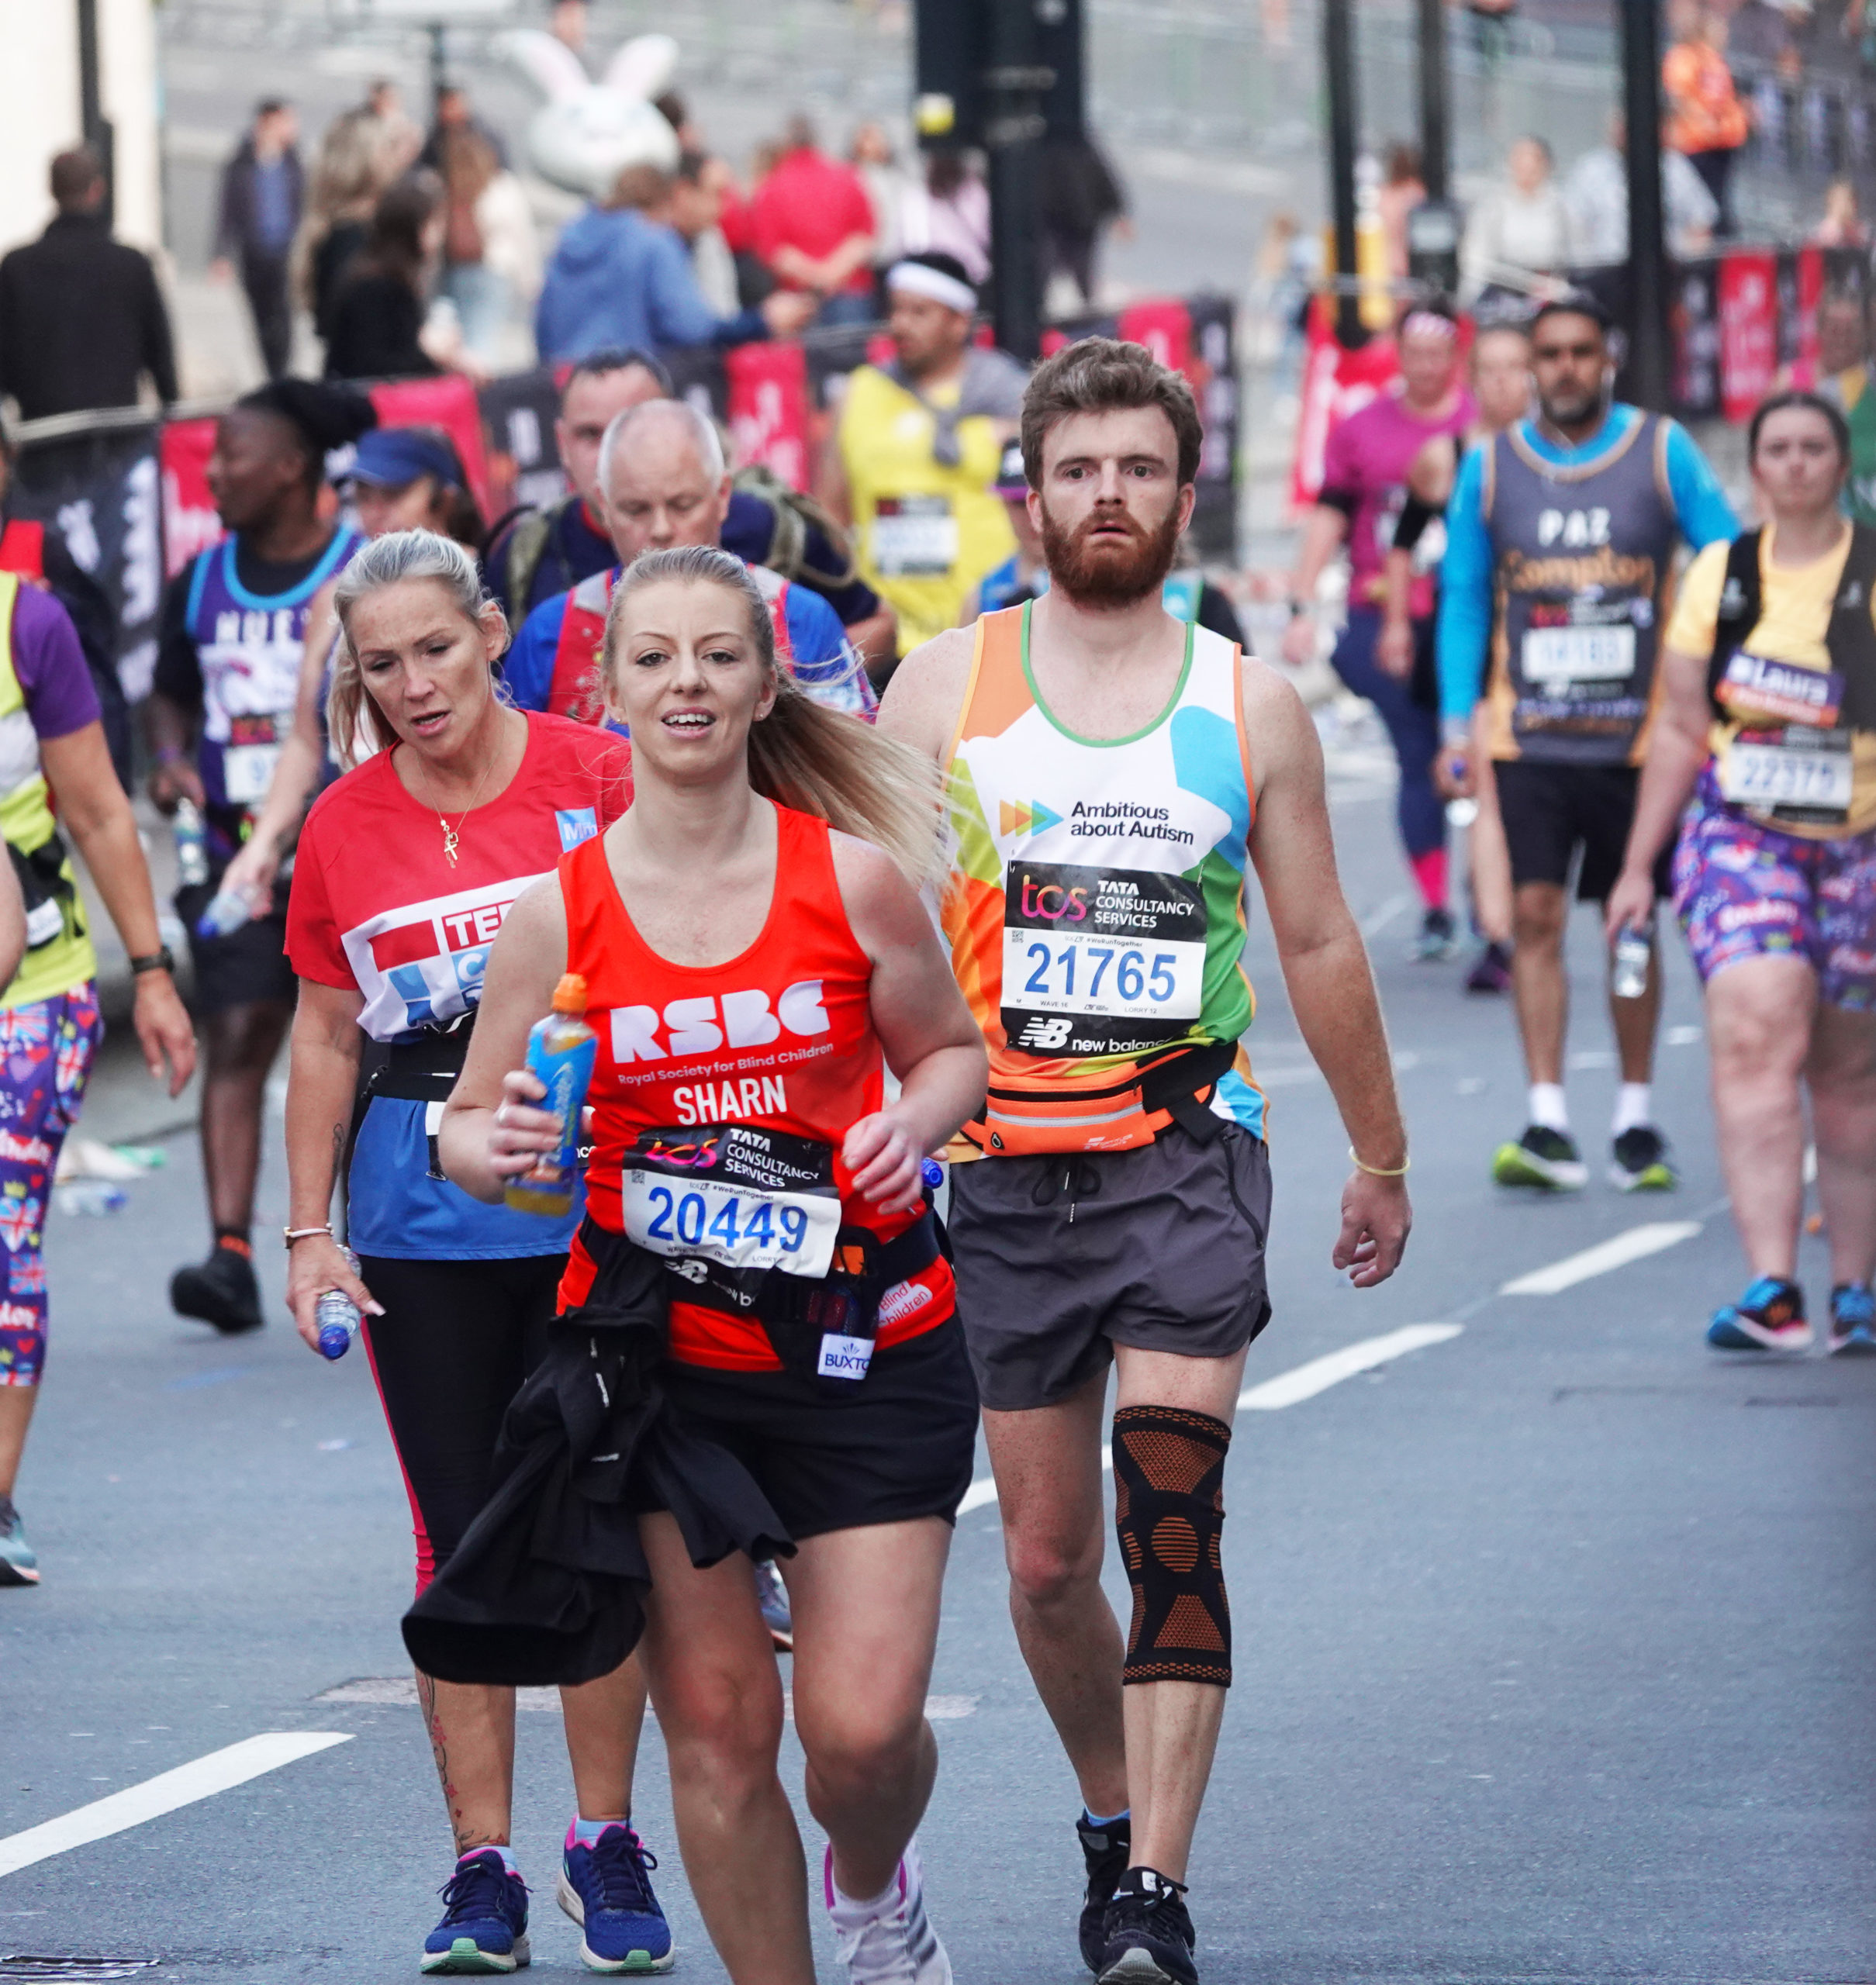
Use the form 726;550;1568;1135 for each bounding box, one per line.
358;1252;564;1591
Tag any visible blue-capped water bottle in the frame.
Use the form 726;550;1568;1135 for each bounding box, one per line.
195;885;254;940
506;973;598;1217
921;1158;945;1190
316;1245;364;1359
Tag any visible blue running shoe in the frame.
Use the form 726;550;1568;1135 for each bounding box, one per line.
1829;1282;1876;1357
1708;1276;1811;1352
0;1495;40;1586
557;1823;674;1974
423;1849;530;1974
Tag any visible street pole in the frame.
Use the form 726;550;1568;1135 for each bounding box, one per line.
1417;0;1449;202
1620;0;1671;409
430;21;449;125
984;1;1050;360
76;0;116;228
1322;0;1363;347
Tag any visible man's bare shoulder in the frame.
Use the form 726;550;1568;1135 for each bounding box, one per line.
1238;651;1321;799
875;624;977;762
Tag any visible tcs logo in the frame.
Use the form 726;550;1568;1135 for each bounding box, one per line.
1537;507;1612;550
609;981;830;1063
1018;875;1089;922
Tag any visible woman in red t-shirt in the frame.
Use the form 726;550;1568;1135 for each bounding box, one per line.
442;544;986;1985
279;528;666;1973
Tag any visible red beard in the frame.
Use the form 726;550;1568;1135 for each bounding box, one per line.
1038;496;1182;609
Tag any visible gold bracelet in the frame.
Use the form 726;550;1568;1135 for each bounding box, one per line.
1349;1147;1410;1178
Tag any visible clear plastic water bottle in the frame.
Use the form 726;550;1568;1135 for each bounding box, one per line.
172;798;210;890
54;1181;126;1217
316;1246;364;1360
1612;917;1653;1001
195;886;253;940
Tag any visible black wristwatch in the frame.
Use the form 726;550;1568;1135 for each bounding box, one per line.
129;947;175;977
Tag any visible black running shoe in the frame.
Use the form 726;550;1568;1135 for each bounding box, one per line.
1491;1124;1587;1191
170;1241;264;1334
1609;1124;1677;1193
1076;1813;1131;1973
1465;940;1512;994
1097;1869;1196;1985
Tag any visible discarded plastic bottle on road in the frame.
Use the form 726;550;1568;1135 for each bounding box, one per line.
55;1181;127;1217
1612;917;1653;1001
172;799;210;890
195;886;253;940
316;1246;364;1360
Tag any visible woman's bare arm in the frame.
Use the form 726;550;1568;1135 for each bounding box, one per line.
833;833;988;1211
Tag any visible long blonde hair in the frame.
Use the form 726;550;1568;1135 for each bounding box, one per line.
601;546;944;885
328;530;510;770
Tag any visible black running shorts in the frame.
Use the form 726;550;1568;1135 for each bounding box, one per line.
1493;759;1671;903
655;1319;980;1540
178;873;297;1013
948;1122;1273;1413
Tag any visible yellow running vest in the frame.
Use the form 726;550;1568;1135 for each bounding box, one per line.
838;365;1015;652
0;574;95;1012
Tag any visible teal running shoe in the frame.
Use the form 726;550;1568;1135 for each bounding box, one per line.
0;1495;38;1586
1828;1282;1876;1357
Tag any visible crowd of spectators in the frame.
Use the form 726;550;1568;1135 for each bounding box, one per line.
188;77;1132;392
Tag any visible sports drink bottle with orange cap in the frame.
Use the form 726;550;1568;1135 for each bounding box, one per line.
505;972;598;1217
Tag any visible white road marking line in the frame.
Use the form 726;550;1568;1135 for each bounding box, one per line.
0;1732;352;1879
959;1325;1463;1516
1499;1221;1703;1296
1359;892;1412;938
1237;1323;1464;1409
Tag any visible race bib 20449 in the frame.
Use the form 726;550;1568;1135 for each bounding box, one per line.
1000;861;1207;1058
620;1122;841;1278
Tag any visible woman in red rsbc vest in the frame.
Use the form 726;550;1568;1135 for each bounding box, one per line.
441;544;986;1985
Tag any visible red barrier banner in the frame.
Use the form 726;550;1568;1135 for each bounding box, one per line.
1718;250;1780;425
367;375;493;522
725;340;810;492
1118;300;1194;382
159;416;221;580
1290;309;1403;511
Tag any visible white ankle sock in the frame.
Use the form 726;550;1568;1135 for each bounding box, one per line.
1529;1082;1569;1132
1612;1083;1652;1135
829;1867;902;1921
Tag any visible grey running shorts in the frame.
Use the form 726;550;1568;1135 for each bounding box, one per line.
948;1122;1273;1412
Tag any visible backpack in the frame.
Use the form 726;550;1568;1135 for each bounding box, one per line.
730;465;859;596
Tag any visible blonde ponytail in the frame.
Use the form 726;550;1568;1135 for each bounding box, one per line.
603;546;945;885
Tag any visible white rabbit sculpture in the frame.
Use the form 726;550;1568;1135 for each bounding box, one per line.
494;29;682;201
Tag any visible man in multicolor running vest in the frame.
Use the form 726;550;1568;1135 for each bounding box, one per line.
148;379;371;1334
504;398;873;722
1436;291;1736;1195
881;338;1411;1985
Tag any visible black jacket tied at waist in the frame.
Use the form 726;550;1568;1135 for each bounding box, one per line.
402;1238;792;1688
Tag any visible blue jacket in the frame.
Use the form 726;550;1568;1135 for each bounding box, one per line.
534;205;765;363
505;560;874;722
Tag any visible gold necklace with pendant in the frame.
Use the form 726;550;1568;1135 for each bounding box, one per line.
413;740;499;868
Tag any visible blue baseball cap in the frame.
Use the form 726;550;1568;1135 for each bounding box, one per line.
344;426;465;491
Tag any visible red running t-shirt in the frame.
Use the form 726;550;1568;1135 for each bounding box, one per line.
558;803;954;1369
288;711;632;1039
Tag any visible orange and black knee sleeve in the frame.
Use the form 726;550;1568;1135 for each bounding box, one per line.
1111;1404;1232;1688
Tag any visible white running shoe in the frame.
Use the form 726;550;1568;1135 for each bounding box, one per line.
824;1838;952;1985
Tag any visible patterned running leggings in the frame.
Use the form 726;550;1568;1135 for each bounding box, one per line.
0;982;102;1387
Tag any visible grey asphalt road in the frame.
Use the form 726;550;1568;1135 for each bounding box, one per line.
4;765;1874;1983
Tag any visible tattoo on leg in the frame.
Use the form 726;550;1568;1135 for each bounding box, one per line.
415;1670;483;1856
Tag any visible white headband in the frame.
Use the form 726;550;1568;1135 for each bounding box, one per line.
886;260;977;315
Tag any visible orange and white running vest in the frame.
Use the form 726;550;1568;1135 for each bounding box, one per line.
939;601;1265;1156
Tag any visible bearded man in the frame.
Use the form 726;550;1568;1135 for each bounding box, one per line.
879;338;1411;1985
